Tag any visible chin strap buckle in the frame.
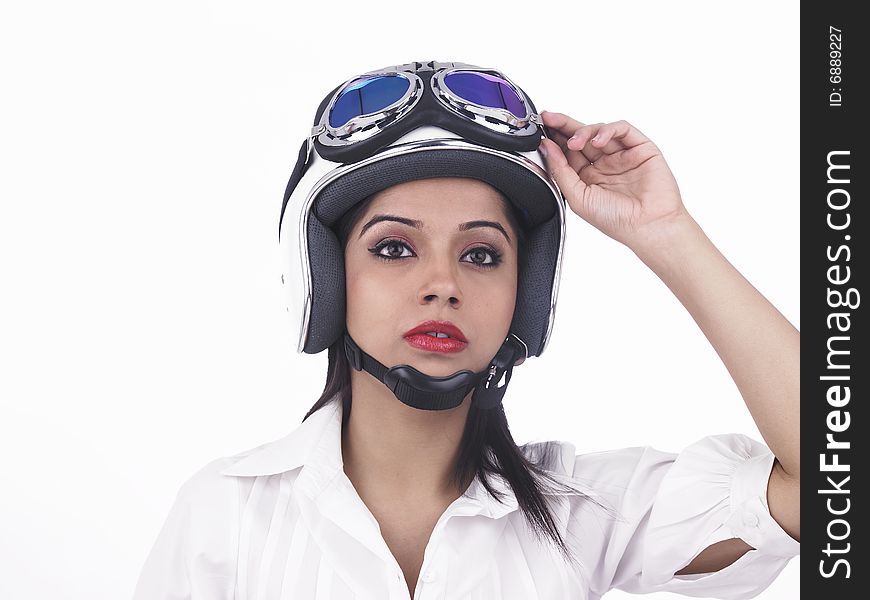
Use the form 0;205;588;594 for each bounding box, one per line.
484;365;499;389
474;334;527;409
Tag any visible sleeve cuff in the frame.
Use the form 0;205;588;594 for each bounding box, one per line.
726;446;800;558
643;434;800;587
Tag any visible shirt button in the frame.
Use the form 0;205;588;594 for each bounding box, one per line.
422;570;436;583
743;512;759;527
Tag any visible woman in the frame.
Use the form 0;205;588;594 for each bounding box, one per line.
134;60;799;599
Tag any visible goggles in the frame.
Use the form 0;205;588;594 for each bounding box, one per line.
308;61;550;165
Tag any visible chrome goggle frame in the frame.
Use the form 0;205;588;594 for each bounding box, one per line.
309;61;544;158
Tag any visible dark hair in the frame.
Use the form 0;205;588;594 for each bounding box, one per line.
301;178;594;565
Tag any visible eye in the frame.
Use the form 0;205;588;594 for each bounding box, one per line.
367;238;503;269
461;246;502;268
368;238;416;261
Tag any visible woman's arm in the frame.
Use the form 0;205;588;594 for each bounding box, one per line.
631;212;800;571
538;113;799;573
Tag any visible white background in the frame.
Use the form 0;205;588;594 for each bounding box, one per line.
0;1;799;598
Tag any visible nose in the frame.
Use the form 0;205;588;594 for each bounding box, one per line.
417;255;462;308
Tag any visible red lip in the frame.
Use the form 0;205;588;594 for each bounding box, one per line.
403;320;468;342
404;334;467;353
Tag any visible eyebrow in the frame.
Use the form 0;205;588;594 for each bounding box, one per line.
358;214;513;245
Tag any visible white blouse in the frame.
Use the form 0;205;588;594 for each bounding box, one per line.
133;399;799;600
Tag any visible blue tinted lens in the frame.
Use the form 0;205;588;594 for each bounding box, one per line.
443;71;526;118
329;75;411;128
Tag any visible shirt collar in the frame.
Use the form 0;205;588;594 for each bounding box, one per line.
219;396;524;519
219;395;343;477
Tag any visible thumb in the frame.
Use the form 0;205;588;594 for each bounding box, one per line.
539;137;586;209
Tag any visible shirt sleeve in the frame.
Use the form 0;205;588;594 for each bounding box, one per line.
568;434;799;599
132;458;239;600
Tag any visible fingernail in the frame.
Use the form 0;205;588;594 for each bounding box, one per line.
538;140;548;157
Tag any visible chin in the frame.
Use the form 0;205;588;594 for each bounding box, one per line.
401;347;475;369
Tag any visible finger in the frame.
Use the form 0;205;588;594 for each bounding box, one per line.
567;123;604;162
541;111;624;154
539;137;587;203
539;110;586;137
568;123;625;162
546;127;591;174
588;141;662;176
592;120;650;149
543;113;648;160
559;125;610;165
542;112;606;165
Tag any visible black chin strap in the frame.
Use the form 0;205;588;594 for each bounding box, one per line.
343;331;527;411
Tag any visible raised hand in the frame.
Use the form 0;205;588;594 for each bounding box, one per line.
538;112;689;250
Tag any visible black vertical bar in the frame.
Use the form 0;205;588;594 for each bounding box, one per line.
802;2;866;597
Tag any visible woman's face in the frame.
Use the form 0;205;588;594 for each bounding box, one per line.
345;177;519;377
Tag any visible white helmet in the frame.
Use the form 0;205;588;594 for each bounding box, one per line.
278;60;567;410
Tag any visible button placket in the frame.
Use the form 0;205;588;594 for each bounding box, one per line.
414;529;449;600
394;570;411;600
